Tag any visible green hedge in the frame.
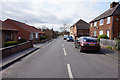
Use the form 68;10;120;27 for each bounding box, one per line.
40;36;48;40
17;39;26;44
4;41;18;47
98;34;109;42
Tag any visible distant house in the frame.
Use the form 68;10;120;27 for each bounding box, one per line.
4;19;44;42
43;28;58;39
70;19;90;39
89;2;120;40
0;20;18;47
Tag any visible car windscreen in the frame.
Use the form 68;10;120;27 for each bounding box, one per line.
68;36;73;38
83;38;97;42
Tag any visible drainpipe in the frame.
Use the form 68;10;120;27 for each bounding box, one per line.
111;16;114;40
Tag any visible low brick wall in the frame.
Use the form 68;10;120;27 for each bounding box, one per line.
1;41;33;58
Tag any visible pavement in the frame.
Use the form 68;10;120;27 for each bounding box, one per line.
100;47;119;60
1;39;52;70
1;37;118;79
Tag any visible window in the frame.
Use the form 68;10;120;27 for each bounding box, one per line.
94;22;97;27
35;33;38;38
94;31;96;36
91;23;92;27
100;19;104;25
99;30;103;35
5;33;11;41
31;33;34;39
107;17;110;24
107;30;109;37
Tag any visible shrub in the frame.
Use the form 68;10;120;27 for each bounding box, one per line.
115;39;120;50
106;46;112;50
40;36;48;40
4;41;17;47
17;39;26;43
98;34;109;42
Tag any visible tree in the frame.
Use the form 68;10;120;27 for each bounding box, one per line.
59;24;70;35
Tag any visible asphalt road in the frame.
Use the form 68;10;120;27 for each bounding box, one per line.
2;37;118;78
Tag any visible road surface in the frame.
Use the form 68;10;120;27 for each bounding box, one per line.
2;37;118;78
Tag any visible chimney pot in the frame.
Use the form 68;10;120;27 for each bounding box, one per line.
110;2;119;8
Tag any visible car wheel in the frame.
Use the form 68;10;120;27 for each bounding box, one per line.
79;46;82;52
75;46;77;48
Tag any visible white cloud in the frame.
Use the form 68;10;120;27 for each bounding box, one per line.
0;0;119;31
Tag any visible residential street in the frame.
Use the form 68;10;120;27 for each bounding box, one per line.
2;37;118;78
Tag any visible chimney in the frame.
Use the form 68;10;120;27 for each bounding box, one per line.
110;2;119;8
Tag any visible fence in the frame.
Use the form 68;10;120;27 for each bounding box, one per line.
100;39;120;50
1;41;33;58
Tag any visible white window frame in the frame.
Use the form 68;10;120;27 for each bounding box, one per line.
94;22;97;27
31;33;34;39
99;30;103;35
107;17;110;24
35;33;38;38
107;30;109;37
100;19;104;25
94;31;96;36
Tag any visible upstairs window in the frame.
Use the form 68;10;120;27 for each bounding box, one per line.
107;17;110;24
94;22;97;27
100;19;104;25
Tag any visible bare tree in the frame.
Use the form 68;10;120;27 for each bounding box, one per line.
60;24;70;35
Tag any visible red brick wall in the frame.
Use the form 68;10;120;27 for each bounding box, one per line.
77;29;89;36
90;16;113;39
2;41;33;58
5;21;30;41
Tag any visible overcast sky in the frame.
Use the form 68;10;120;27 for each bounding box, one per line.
0;0;119;31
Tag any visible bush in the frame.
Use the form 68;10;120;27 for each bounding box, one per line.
17;39;26;43
106;46;112;50
4;41;18;47
115;39;120;50
98;34;109;42
40;36;48;40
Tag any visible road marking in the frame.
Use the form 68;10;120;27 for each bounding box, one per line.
62;43;64;47
63;48;67;56
67;64;74;79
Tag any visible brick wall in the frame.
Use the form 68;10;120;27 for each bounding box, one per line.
90;16;113;39
5;21;30;41
1;41;33;58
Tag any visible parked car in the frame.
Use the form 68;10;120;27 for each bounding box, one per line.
66;36;74;42
63;35;68;40
74;37;100;52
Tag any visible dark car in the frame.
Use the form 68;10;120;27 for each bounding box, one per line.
74;37;100;52
66;36;74;42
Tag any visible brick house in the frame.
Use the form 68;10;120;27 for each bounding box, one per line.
0;20;18;47
4;19;44;42
89;2;120;40
70;19;90;39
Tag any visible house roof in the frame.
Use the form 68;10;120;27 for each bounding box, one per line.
90;4;120;23
0;20;18;31
74;19;89;29
4;19;43;33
